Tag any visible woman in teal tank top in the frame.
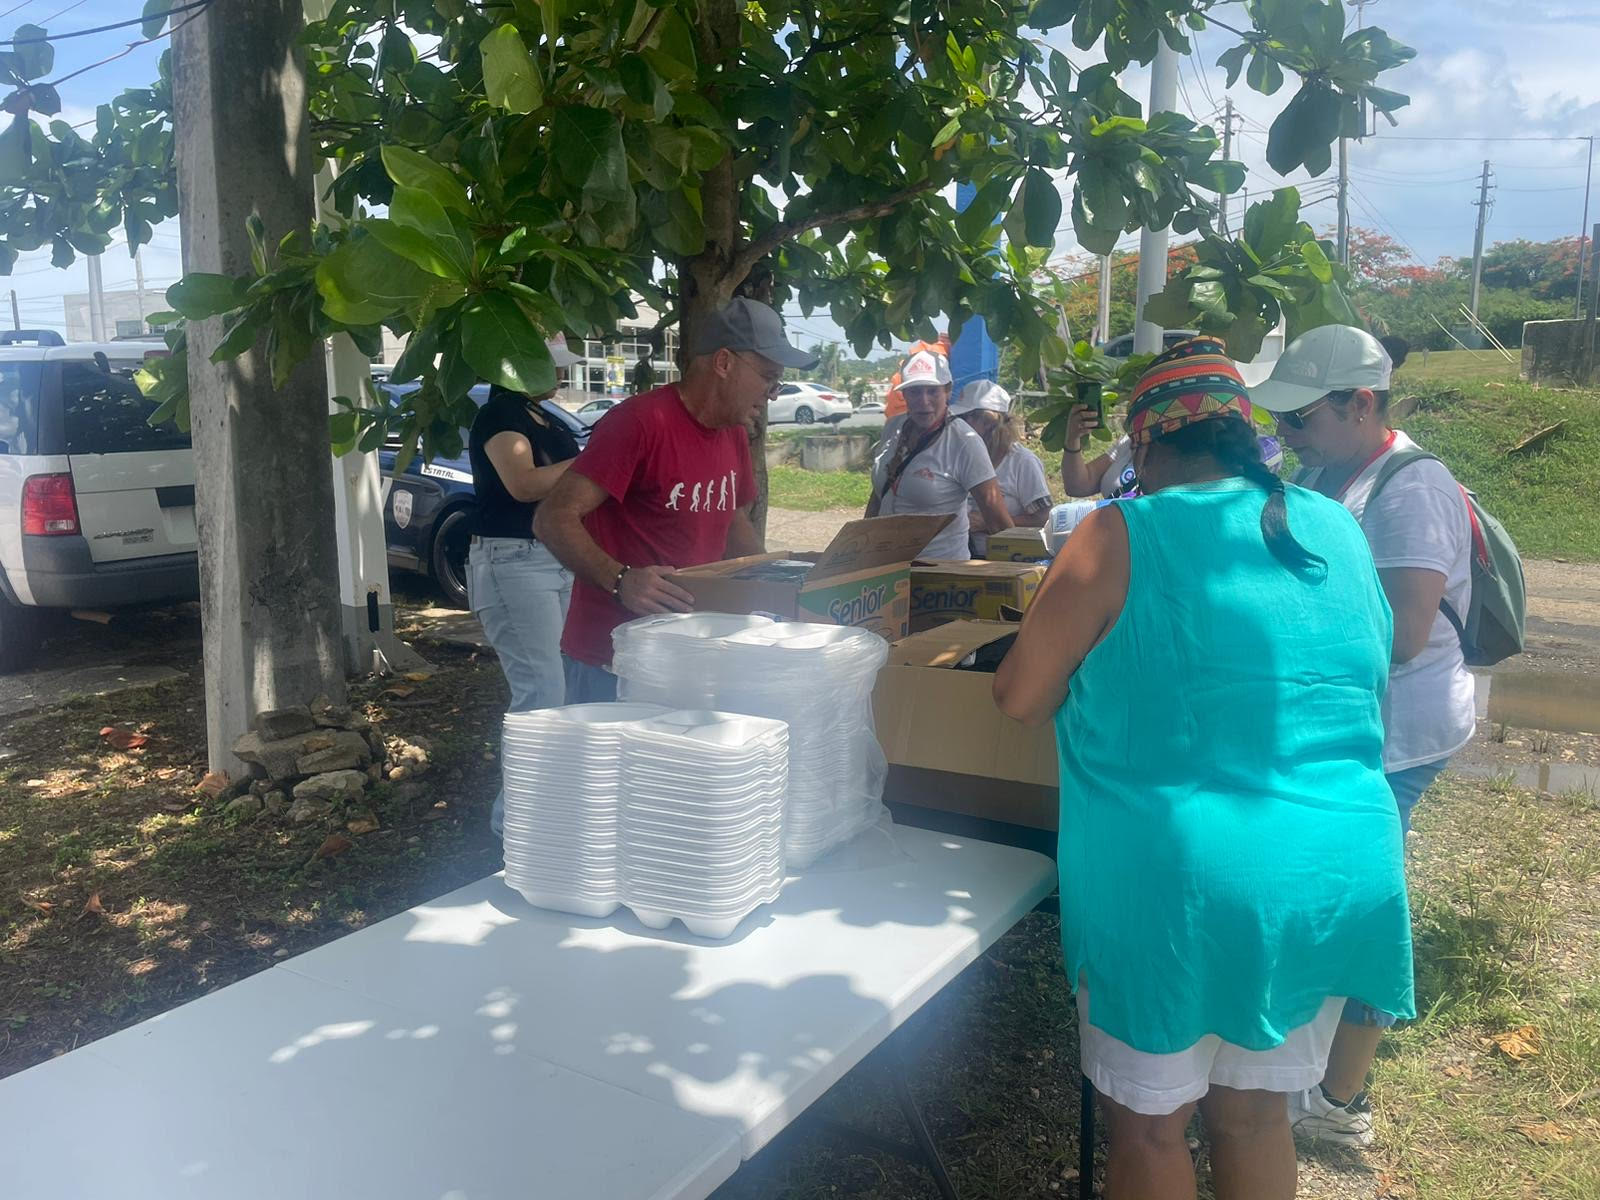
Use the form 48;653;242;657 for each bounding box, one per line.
996;339;1412;1200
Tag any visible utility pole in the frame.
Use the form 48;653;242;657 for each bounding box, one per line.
133;248;148;330
1469;159;1494;322
85;253;107;342
1134;40;1180;355
1585;221;1600;383
1096;254;1113;344
1337;137;1350;268
1219;98;1237;235
173;0;347;774
8;289;18;332
1575;136;1593;320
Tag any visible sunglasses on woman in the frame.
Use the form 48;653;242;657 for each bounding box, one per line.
1276;390;1355;430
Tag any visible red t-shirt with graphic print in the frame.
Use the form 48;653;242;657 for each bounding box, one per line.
561;384;755;666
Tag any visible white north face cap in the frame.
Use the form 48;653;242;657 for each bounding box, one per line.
900;349;952;388
950;379;1012;415
1250;324;1393;413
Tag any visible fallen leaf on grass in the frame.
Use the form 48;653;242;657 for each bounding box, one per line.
99;726;149;751
1515;1120;1572;1145
1443;1063;1474;1079
21;898;53;916
1483;1025;1542;1061
345;809;379;835
403;671;432;683
160;797;195;813
312;834;353;860
381;685;415;699
1375;1172;1418;1199
79;893;104;918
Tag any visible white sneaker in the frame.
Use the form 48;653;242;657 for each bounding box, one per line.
1288;1086;1375;1147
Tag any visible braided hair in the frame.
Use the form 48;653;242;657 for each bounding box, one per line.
1152;417;1327;577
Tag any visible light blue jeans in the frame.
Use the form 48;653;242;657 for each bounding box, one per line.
1344;757;1450;1028
468;537;572;834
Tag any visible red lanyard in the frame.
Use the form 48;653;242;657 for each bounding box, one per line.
1332;431;1398;501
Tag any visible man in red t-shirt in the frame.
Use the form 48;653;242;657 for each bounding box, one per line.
535;298;818;700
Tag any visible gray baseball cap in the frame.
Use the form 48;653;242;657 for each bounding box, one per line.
690;298;819;369
1250;324;1393;413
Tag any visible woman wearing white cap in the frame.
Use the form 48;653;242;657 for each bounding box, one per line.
467;337;584;835
1251;322;1477;1147
951;380;1052;555
866;350;1013;560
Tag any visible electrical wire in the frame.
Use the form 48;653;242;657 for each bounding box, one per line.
38;0;89;21
0;0;211;44
0;1;37;21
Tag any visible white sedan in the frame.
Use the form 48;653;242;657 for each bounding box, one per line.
768;382;853;424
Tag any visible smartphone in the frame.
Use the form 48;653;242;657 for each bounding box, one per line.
1074;380;1103;424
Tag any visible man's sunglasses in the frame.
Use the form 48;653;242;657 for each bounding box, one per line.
1276;390;1355;430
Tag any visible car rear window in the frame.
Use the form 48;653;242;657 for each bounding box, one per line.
0;361;42;455
61;362;191;455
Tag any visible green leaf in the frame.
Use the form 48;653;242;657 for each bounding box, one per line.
1244;187;1302;257
328;410;360;455
1246;51;1285;96
1216;43;1249;88
140;0;169;39
480;25;543;114
1046;49;1072;97
380;145;472;214
209;307;268;361
389;186;469;267
459;291;557;394
1300;239;1334;284
552;107;629;203
956;173;1016;244
246;213;268;277
646;9;697;78
316;235;436;324
1267;84;1342;176
643;187;705;257
619;57;669;119
366;218;468;280
1189;159;1247;194
1075;158;1128;233
23;82;60;116
0;116;27;177
166;273;249;320
1020;168;1061;249
1141;277;1196;329
682;126;725;171
11;25;51;80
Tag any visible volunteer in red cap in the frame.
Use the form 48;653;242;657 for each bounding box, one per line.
866;349;1013;560
536;298;818;702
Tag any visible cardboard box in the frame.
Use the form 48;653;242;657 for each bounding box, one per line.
670;514;952;643
908;561;1046;632
985;527;1051;562
872;620;1059;830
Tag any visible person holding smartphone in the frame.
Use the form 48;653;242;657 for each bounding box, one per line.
1062;404;1284;500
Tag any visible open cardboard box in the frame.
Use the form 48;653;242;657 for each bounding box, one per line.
908;561;1046;632
873;619;1060;831
985;527;1051;562
669;514;953;643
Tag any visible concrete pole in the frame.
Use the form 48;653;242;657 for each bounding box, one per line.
1575;137;1592;320
173;0;346;775
1336;137;1350;268
1096;254;1113;344
85;254;107;341
1134;40;1180;355
1469;159;1493;323
1584;222;1600;384
1219;97;1235;236
133;249;148;328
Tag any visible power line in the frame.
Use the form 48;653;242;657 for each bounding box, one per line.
1368;133;1594;143
38;0;89;21
0;0;211;44
0;1;37;20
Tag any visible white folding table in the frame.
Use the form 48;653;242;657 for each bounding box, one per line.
0;824;1054;1199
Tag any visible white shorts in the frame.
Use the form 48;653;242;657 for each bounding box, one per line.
1077;983;1346;1116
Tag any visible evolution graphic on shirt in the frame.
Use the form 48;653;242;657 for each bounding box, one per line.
666;471;739;513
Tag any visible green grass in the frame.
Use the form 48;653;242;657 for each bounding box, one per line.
1404;348;1522;388
1399;376;1600;562
766;463;873;511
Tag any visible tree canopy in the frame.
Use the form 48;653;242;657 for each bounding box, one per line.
1;0;1413;463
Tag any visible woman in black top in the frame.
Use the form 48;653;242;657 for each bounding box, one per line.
466;338;583;836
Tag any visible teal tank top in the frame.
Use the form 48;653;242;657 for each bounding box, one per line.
1056;479;1415;1053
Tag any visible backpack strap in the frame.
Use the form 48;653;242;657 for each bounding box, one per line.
1363;448;1439;508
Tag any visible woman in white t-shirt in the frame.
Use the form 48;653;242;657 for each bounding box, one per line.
866;351;1013;560
950;380;1051;555
1252;324;1474;1149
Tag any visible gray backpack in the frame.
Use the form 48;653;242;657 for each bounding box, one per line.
1364;449;1526;667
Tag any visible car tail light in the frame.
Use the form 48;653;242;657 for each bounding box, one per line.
22;473;80;536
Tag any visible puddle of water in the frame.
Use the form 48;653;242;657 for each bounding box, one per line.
1475;671;1600;737
1453;759;1600;797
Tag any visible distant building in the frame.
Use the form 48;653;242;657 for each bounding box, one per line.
378;300;680;401
62;289;172;342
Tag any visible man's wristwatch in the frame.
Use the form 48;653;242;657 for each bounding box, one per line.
610;564;631;598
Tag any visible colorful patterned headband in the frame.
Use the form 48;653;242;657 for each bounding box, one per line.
1124;336;1253;446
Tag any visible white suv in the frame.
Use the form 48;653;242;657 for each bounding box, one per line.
0;335;197;670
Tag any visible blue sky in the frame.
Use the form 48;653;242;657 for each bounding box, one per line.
6;1;1598;352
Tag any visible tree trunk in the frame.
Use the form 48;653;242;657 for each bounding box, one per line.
683;0;775;541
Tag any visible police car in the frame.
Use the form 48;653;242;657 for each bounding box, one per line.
379;382;589;609
0;332;196;671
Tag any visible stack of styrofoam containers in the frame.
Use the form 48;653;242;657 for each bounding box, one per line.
612;614;891;867
500;702;788;939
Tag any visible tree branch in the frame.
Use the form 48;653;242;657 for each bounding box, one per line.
631;6;670;53
727;180;939;286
